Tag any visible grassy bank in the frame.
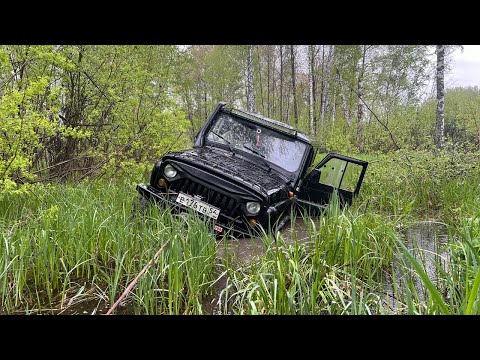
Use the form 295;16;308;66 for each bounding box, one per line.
0;183;217;314
1;151;479;314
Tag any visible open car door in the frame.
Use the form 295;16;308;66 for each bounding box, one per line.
296;153;368;214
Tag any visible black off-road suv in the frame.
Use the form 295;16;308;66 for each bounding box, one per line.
137;102;368;236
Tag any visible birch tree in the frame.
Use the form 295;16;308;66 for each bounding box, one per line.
308;45;317;134
435;45;445;150
319;46;326;128
279;45;284;122
336;69;352;127
320;45;334;126
357;45;367;152
290;45;298;127
246;45;256;112
266;46;272;117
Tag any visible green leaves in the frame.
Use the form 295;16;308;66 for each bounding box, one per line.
0;45;191;184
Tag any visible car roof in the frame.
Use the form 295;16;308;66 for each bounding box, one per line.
224;107;311;144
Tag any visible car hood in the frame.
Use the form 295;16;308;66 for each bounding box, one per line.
164;147;287;193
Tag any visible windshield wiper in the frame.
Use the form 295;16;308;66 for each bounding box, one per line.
242;143;265;158
210;130;236;156
243;143;271;172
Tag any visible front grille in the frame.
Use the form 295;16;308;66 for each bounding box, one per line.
169;178;241;219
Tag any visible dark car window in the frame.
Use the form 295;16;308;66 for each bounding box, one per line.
206;113;307;173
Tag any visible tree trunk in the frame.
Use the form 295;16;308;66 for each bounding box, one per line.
267;46;271;117
357;45;367;152
271;47;276;118
322;45;335;127
336;69;352;127
290;45;298;127
246;45;256;112
257;46;265;114
319;46;325;129
308;45;316;135
279;45;284;122
435;45;445;150
285;87;291;122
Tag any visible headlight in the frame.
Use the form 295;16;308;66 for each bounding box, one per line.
246;201;261;215
163;164;177;178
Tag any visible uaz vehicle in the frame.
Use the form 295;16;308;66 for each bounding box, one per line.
137;102;368;236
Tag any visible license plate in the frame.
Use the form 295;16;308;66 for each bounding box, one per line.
175;192;220;220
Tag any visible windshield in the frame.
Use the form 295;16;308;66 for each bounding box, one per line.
205;112;307;173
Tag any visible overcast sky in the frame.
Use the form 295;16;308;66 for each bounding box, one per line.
446;45;480;89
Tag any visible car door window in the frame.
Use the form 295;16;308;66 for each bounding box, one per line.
339;162;364;192
318;158;347;188
318;158;364;192
297;153;368;212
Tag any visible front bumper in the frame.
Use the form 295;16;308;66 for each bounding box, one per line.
136;183;258;237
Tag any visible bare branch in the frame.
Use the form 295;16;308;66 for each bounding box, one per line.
336;68;401;151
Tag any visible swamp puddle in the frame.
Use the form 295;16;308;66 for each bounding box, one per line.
23;220;449;315
381;221;450;314
207;222;310;314
213;220;451;315
54;221;449;315
215;221;311;264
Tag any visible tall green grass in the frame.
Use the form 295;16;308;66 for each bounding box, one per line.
0;181;217;314
221;195;398;314
393;216;480;315
1;150;479;314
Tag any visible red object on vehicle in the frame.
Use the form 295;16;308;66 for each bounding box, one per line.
214;225;223;232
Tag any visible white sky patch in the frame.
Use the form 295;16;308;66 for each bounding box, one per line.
446;45;480;89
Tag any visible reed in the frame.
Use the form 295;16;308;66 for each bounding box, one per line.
1;150;479;314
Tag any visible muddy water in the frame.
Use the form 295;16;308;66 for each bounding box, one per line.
381;222;449;314
57;299;112;315
404;222;449;282
214;220;450;315
215;220;311;264
45;221;449;315
216;236;266;264
206;221;313;314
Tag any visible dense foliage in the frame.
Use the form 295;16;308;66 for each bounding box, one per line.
1;45;479;315
1;45;479;190
1;152;479;314
0;45;190;189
